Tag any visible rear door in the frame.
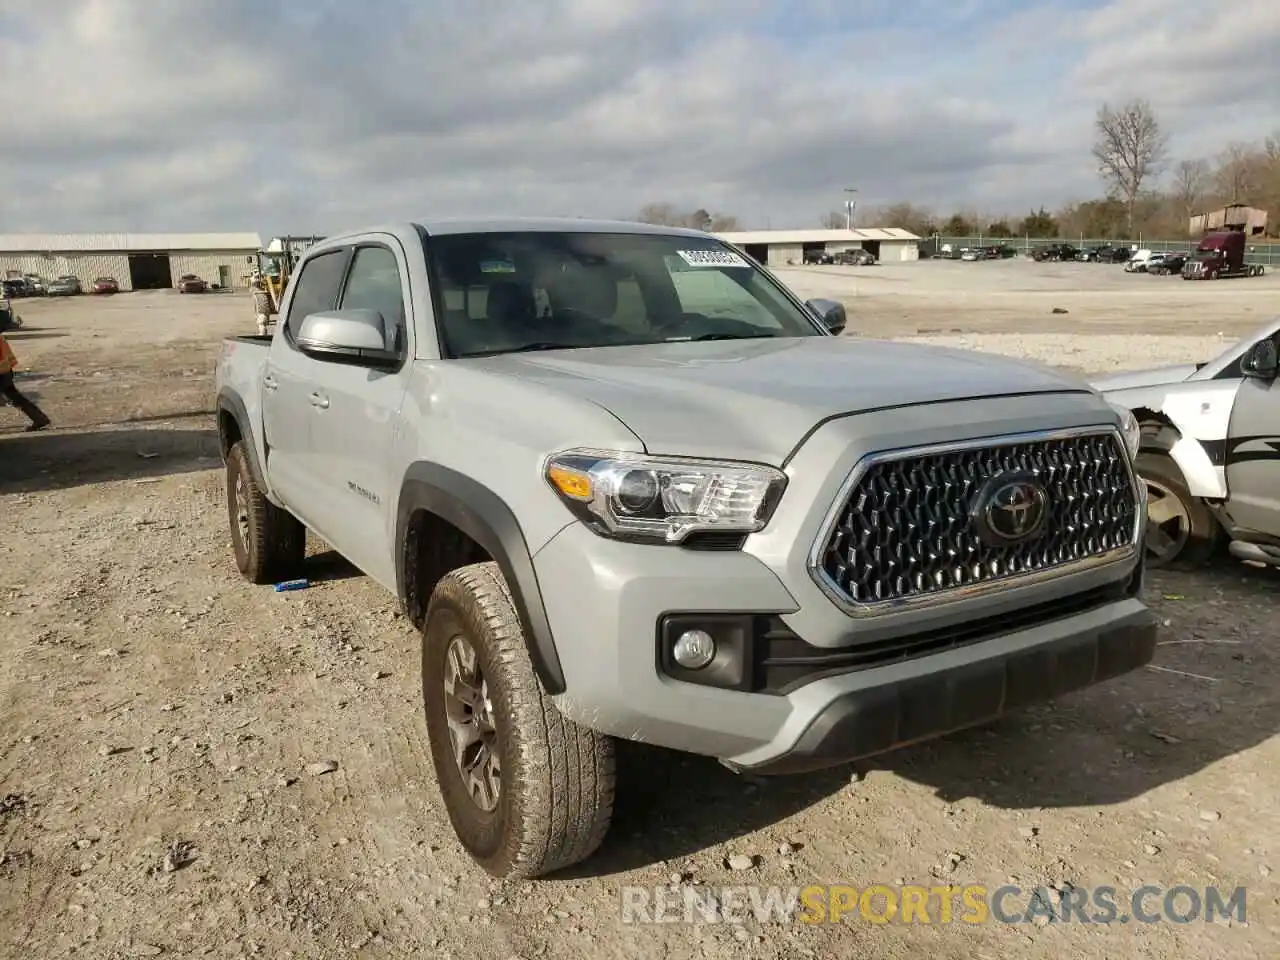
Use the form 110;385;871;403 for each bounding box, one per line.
1223;338;1280;536
261;245;351;525
301;238;414;587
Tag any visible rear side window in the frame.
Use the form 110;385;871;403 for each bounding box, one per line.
286;249;348;340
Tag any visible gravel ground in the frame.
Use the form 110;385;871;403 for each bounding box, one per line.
2;267;1278;959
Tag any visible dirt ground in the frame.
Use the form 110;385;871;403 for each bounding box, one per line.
2;263;1278;959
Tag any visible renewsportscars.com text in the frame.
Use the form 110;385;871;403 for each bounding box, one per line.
620;883;1247;926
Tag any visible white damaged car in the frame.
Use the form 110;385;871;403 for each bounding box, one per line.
1093;317;1280;569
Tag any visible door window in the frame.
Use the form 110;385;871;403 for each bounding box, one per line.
340;245;406;352
285;249;349;341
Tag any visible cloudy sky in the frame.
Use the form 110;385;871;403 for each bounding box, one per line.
1;0;1277;235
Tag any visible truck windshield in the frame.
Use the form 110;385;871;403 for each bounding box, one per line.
424;231;825;358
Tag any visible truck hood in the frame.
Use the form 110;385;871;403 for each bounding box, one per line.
1090;363;1201;393
469;337;1091;464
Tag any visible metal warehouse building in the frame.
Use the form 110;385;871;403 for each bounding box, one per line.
0;232;263;292
716;228;921;267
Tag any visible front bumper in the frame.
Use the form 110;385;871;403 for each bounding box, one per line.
536;520;1152;772
732;600;1156;773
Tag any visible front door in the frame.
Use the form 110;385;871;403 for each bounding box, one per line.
1224;345;1280;536
218;265;230;288
260;246;351;528
301;239;413;589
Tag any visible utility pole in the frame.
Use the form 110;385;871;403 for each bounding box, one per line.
844;187;858;230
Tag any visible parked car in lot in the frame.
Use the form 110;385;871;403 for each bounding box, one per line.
1148;253;1188;276
2;278;29;298
1080;245;1132;263
833;248;874;265
1032;243;1079;262
1141;253;1172;274
22;274;46;295
216;217;1155;880
1125;250;1154;273
1095;315;1280;569
959;247;986;261
46;275;82;296
178;273;208;293
92;277;119;294
984;243;1017;259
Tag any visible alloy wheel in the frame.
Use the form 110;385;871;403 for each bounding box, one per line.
1144;477;1191;564
234;473;251;549
442;635;501;812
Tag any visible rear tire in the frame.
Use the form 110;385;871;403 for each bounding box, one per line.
422;562;616;880
225;441;306;584
1136;451;1223;569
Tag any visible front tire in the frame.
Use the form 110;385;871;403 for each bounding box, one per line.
225;441;306;584
422;562;616;880
1136;451;1223;569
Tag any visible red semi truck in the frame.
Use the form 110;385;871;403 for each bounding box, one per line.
1181;230;1266;280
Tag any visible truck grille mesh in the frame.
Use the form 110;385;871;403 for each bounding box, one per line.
816;432;1139;609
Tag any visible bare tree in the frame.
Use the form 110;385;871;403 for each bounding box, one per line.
1092;99;1169;234
684;208;713;231
635;202;683;226
1171;158;1210;219
1214;142;1262;203
634;203;738;232
820;211;846;229
874;202;936;237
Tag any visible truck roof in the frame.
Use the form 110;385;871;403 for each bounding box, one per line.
311;217;718;246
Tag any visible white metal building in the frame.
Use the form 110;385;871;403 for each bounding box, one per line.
715;228;921;267
0;232;263;291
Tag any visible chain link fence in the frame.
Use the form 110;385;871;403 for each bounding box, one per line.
931;236;1280;266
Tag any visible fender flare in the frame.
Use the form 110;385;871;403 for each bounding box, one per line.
395;463;566;695
215;389;269;492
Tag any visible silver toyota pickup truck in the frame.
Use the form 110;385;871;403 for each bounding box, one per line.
214;218;1156;880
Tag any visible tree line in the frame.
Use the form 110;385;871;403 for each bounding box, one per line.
636;102;1279;241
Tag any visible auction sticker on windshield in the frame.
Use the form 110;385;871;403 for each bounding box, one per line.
677;249;750;268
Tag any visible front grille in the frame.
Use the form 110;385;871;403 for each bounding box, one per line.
814;430;1139;611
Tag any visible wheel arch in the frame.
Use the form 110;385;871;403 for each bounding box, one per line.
216;389;270;492
396;463;566;695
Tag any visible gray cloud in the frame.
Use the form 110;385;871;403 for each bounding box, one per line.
1;0;1277;233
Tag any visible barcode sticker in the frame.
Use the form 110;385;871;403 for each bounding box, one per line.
677;249;750;268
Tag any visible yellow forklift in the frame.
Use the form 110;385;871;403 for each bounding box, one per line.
250;236;324;312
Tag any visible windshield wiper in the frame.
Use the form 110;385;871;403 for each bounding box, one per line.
679;332;778;342
507;342;581;353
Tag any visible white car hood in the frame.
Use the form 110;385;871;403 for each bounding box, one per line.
1090;363;1201;392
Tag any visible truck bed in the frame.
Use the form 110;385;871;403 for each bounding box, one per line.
215;335;274;486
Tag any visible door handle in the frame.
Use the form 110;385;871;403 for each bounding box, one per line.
263;374;278;390
309;392;329;409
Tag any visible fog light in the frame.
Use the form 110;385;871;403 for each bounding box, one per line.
672;629;716;669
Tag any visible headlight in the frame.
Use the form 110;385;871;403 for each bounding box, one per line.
1110;403;1141;460
543;449;787;544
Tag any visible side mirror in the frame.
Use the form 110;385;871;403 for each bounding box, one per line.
806;298;846;335
295;308;399;368
1241;339;1279;380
